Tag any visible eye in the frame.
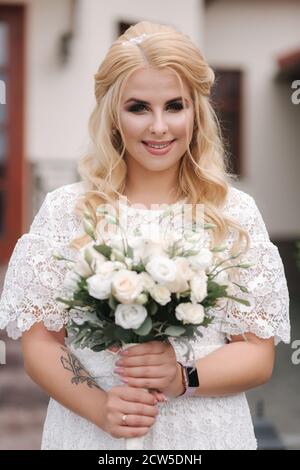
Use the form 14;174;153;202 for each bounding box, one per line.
127;101;185;113
167;101;184;111
128;103;148;113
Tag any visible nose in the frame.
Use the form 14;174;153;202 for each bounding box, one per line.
149;111;168;135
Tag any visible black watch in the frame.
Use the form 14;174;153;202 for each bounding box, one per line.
178;364;199;397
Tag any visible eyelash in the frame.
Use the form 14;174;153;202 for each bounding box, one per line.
128;102;184;113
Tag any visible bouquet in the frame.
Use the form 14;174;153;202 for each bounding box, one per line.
54;202;251;449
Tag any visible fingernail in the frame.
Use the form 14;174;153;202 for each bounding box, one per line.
120;350;129;356
115;360;124;366
121;377;128;383
114;368;124;374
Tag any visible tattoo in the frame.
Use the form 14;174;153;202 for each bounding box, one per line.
60;346;100;389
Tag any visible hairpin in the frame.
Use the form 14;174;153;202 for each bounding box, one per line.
121;33;148;46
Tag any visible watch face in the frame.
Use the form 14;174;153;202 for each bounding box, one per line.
186;367;199;387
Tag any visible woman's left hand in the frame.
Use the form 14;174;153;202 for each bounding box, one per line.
114;341;183;398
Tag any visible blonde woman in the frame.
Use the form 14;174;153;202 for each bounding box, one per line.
0;22;290;450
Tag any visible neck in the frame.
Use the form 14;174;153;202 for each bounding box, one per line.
124;159;181;207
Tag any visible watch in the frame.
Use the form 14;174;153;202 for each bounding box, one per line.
178;363;199;398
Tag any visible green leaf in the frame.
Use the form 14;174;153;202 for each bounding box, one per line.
126;245;134;259
108;296;118;310
94;244;112;259
226;295;251;306
133;316;152;336
148;301;158;316
164;325;186;337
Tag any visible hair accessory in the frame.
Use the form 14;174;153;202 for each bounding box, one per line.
122;33;148;46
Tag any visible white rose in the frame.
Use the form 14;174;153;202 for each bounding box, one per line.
115;303;148;330
130;237;165;264
139;272;156;292
64;270;81;291
96;261;117;277
112;269;143;304
150;284;171;305
86;274;112;300
146;256;176;284
175;302;205;325
190;271;208;303
188;248;213;271
164;258;192;294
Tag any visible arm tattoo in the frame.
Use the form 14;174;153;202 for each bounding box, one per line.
60;346;100;390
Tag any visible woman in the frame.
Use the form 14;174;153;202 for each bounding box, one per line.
0;21;290;450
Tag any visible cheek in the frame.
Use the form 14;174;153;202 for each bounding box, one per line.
171;112;194;138
121;116;146;142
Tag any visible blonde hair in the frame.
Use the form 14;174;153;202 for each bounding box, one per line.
73;21;249;255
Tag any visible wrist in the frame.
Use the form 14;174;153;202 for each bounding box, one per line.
164;362;185;398
176;362;199;398
90;390;108;429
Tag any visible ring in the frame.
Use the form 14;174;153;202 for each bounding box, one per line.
122;414;128;425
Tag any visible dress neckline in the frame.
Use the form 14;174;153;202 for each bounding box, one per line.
118;197;187;214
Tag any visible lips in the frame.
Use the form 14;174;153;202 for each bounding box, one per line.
141;139;176;156
142;139;175;146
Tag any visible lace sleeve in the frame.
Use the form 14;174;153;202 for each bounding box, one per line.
221;193;290;346
0;193;73;339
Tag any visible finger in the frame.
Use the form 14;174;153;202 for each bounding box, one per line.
116;426;150;438
115;365;165;379
149;390;168;403
121;377;161;390
120;414;156;428
115;354;163;368
119;341;166;357
117;386;158;405
122;402;159;418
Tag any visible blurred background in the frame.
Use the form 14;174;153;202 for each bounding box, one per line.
0;0;299;450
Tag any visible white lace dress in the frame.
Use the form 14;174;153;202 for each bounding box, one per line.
0;182;290;450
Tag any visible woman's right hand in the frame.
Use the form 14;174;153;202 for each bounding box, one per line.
98;385;159;439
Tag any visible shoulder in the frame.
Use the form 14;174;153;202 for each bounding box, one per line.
224;185;256;212
46;181;88;208
224;185;270;241
224;185;260;221
31;181;88;241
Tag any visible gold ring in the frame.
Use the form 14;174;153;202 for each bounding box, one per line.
122;414;128;425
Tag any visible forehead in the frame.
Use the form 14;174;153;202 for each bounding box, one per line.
121;67;191;100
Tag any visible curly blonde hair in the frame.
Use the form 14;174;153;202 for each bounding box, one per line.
73;21;249;255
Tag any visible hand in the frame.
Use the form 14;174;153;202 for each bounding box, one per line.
114;341;184;398
98;386;159;439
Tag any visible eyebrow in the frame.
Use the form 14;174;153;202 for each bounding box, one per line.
124;96;189;105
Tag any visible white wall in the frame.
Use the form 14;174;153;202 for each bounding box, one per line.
204;0;300;238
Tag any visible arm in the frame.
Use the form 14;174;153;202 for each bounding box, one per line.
192;332;275;396
22;323;159;438
114;334;275;397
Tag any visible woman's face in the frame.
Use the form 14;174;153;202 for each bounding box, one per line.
119;67;194;174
